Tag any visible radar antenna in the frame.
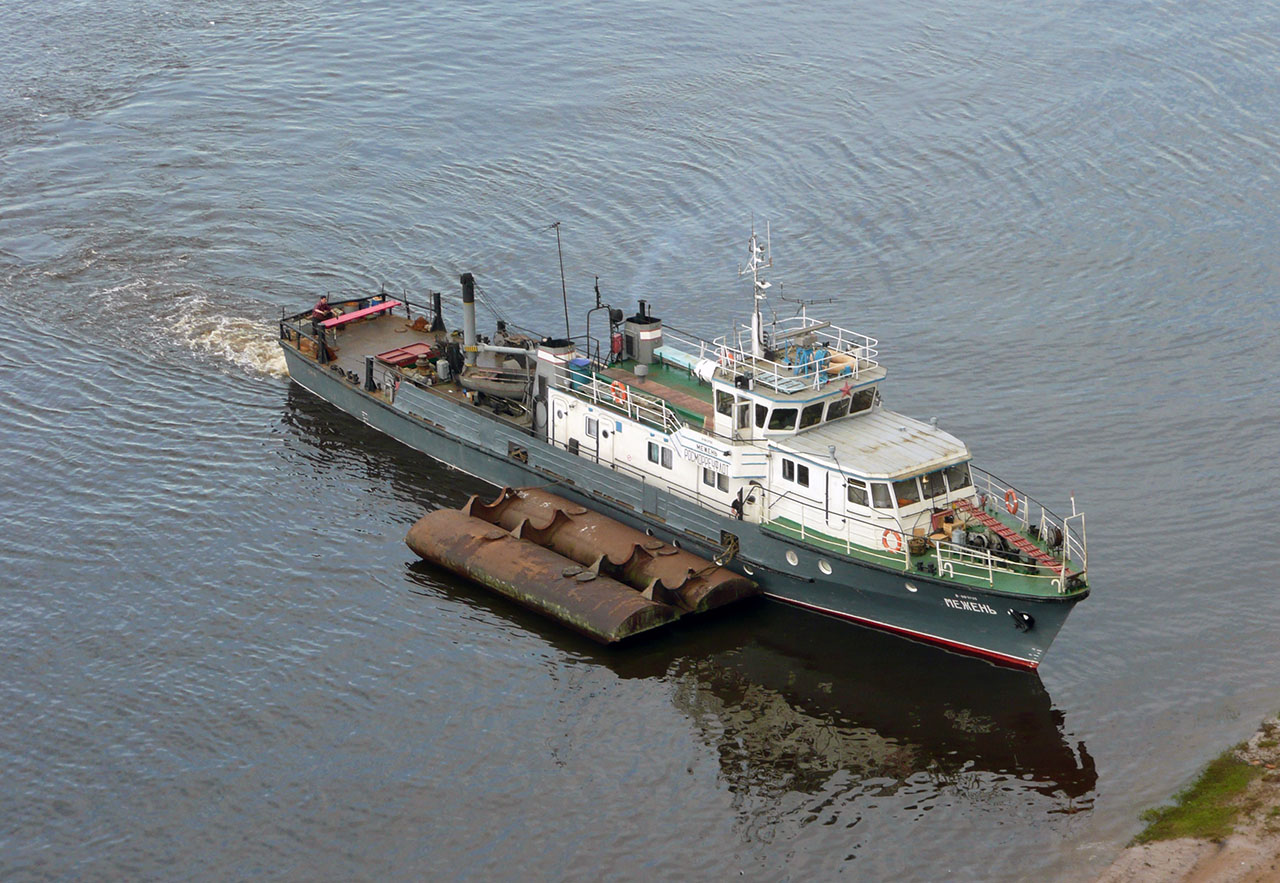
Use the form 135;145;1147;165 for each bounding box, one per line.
738;220;773;358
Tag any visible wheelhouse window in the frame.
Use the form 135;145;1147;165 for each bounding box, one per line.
893;477;921;506
768;407;798;431
846;479;868;507
755;404;768;428
826;397;851;421
849;387;876;414
919;469;947;501
871;482;893;509
943;461;972;492
799;402;824;429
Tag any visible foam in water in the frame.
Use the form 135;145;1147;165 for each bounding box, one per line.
171;303;289;378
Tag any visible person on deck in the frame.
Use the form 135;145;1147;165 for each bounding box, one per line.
311;295;339;363
312;295;338;324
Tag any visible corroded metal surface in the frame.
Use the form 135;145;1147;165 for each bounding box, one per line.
406;509;678;643
462;487;758;613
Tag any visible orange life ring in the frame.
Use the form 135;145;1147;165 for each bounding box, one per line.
881;529;903;553
1004;489;1020;516
610;380;628;406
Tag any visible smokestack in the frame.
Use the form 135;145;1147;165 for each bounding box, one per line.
461;272;477;366
431;290;445;332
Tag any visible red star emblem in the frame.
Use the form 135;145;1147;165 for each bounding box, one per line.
840;381;853;398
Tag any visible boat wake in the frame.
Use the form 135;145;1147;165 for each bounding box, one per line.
170;302;288;379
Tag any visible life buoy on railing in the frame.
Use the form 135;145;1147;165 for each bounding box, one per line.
610;380;628;406
1004;489;1020;516
881;529;903;553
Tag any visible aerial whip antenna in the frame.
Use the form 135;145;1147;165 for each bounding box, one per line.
550;221;571;339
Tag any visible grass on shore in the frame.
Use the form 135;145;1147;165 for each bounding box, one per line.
1131;750;1265;845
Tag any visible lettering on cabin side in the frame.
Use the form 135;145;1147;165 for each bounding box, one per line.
671;427;729;474
944;598;998;615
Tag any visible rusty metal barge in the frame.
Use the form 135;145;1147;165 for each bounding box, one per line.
406;487;757;643
278;228;1090;667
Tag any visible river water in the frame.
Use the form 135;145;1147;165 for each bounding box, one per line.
3;1;1279;879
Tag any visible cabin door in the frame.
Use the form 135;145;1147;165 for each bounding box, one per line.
597;418;616;464
741;481;766;524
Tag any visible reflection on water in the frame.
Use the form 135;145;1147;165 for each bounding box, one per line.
624;606;1094;813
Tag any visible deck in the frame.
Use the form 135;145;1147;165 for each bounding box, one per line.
600;360;715;429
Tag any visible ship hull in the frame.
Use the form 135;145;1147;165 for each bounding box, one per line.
283;347;1084;668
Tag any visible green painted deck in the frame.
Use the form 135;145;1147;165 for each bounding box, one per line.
603;359;715;429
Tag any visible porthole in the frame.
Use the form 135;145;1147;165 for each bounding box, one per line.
645;527;654;537
818;559;832;575
672;539;681;549
905;582;919;593
786;550;799;566
742;564;755;576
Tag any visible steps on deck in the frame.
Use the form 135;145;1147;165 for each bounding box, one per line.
953;499;1073;576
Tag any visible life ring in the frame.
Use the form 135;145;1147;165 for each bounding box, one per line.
881;529;903;553
610;380;628;406
1004;489;1020;516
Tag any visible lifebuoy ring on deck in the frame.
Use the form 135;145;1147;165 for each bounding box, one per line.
610;380;628;406
882;529;903;553
1004;489;1020;516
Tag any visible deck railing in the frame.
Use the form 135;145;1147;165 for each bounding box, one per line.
659;322;879;393
550;364;684;435
969;465;1088;585
755;479;1085;592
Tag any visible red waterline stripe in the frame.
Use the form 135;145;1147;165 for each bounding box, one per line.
765;593;1039;670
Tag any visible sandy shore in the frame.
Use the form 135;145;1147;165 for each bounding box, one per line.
1099;716;1280;882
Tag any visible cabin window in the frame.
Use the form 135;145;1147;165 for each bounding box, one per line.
919;469;947;501
715;389;734;416
827;396;851;421
871;482;893;509
585;416;598;438
846;479;868;507
768;407;798;431
649;443;673;468
782;459;809;487
755;404;769;428
799;402;824;429
702;467;728;491
850;387;875;414
944;461;972;492
894;477;921;506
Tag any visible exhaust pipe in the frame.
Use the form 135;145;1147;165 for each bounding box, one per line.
461;272;477;366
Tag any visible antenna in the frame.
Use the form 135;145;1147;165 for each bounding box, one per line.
551;221;570;339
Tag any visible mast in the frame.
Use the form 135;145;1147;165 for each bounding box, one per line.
552;221;571;340
739;221;772;358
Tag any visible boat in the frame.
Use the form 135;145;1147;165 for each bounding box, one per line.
277;228;1090;668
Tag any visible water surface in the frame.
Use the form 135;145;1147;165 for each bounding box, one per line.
2;1;1279;879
